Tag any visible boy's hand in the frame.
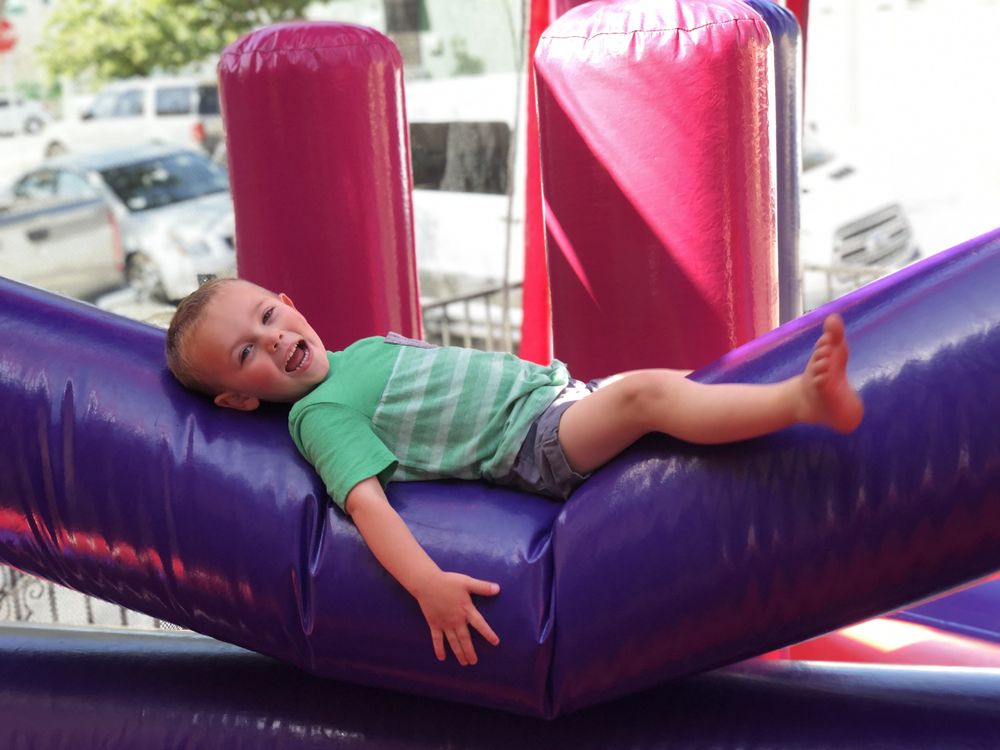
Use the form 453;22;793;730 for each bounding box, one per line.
413;572;500;666
345;477;502;667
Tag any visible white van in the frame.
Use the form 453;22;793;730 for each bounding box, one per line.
404;73;526;298
43;77;223;159
799;129;921;310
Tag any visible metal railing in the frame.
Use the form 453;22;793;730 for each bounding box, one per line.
801;262;896;309
422;281;522;353
0;565;168;630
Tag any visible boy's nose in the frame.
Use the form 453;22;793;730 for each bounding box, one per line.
268;332;283;351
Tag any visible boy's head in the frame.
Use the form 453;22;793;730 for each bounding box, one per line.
166;278;329;410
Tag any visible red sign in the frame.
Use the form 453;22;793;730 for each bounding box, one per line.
0;19;18;53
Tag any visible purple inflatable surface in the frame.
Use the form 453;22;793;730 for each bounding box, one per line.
0;232;999;716
2;625;999;749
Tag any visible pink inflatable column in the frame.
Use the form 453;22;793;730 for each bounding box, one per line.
535;0;777;379
219;23;421;351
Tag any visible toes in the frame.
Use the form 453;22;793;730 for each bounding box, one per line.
811;347;832;369
823;314;845;344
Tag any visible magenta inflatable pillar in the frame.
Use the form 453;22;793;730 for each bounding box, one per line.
218;23;421;351
535;0;777;378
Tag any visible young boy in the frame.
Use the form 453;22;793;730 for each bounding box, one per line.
166;278;863;668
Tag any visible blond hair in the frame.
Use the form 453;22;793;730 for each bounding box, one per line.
165;278;245;394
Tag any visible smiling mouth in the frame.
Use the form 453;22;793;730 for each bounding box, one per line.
285;340;310;372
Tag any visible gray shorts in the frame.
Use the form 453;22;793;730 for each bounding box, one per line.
495;378;603;500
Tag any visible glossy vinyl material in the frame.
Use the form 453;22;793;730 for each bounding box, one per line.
743;0;803;323
1;230;999;717
786;615;1000;666
218;23;422;351
0;278;558;716
2;626;999;748
535;0;778;379
550;230;1000;713
893;574;1000;644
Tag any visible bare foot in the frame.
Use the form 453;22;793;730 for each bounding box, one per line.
800;314;864;433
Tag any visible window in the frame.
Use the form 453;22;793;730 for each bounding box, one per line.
56;171;99;201
100;152;229;212
384;0;427;32
89;91;119;119
14;170;57;201
115;89;144;117
196;85;220;115
409;121;510;195
155;86;193;116
384;0;427;67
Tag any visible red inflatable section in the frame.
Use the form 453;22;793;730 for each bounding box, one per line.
535;0;777;378
218;23;421;351
780;617;1000;667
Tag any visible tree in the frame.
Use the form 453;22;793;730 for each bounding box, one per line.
37;0;317;83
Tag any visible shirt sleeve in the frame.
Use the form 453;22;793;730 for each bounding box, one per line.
294;404;398;511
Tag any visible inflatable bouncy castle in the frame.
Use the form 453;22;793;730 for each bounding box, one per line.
2;0;999;745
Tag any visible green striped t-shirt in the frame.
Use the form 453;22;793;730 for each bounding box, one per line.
288;336;569;510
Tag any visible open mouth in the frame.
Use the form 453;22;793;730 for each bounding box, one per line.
284;340;310;373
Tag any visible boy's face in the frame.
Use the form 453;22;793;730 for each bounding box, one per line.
188;280;330;410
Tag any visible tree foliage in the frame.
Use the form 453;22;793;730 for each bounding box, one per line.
37;0;317;83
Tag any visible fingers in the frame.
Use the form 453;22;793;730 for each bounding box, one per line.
446;627;478;666
431;628;446;662
429;610;500;667
468;607;500;647
423;574;501;666
466;577;501;597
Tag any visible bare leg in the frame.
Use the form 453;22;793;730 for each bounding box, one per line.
558;314;864;473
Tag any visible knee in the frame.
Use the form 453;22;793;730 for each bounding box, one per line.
616;372;672;427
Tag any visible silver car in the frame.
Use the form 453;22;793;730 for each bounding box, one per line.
0;166;122;300
5;145;236;301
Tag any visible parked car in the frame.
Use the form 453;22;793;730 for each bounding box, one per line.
799;128;921;310
0;166;123;300
0;95;50;135
1;144;236;302
43;77;223;159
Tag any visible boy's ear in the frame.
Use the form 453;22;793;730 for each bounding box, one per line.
279;292;296;309
213;391;260;411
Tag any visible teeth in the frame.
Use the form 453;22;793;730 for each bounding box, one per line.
284;341;309;372
296;346;310;371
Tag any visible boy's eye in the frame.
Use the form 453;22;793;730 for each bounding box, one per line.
262;307;274;324
239;345;251;364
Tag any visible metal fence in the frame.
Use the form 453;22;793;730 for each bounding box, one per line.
422;281;522;352
0;565;168;630
801;262;896;311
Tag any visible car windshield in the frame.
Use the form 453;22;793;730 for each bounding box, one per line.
100;152;229;212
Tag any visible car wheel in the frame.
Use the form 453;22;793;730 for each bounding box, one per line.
24;117;44;135
45;141;67;158
125;253;166;302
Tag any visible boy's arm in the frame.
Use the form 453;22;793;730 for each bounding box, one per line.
345;476;501;666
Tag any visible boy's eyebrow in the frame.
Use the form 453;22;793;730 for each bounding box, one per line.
251;297;269;320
